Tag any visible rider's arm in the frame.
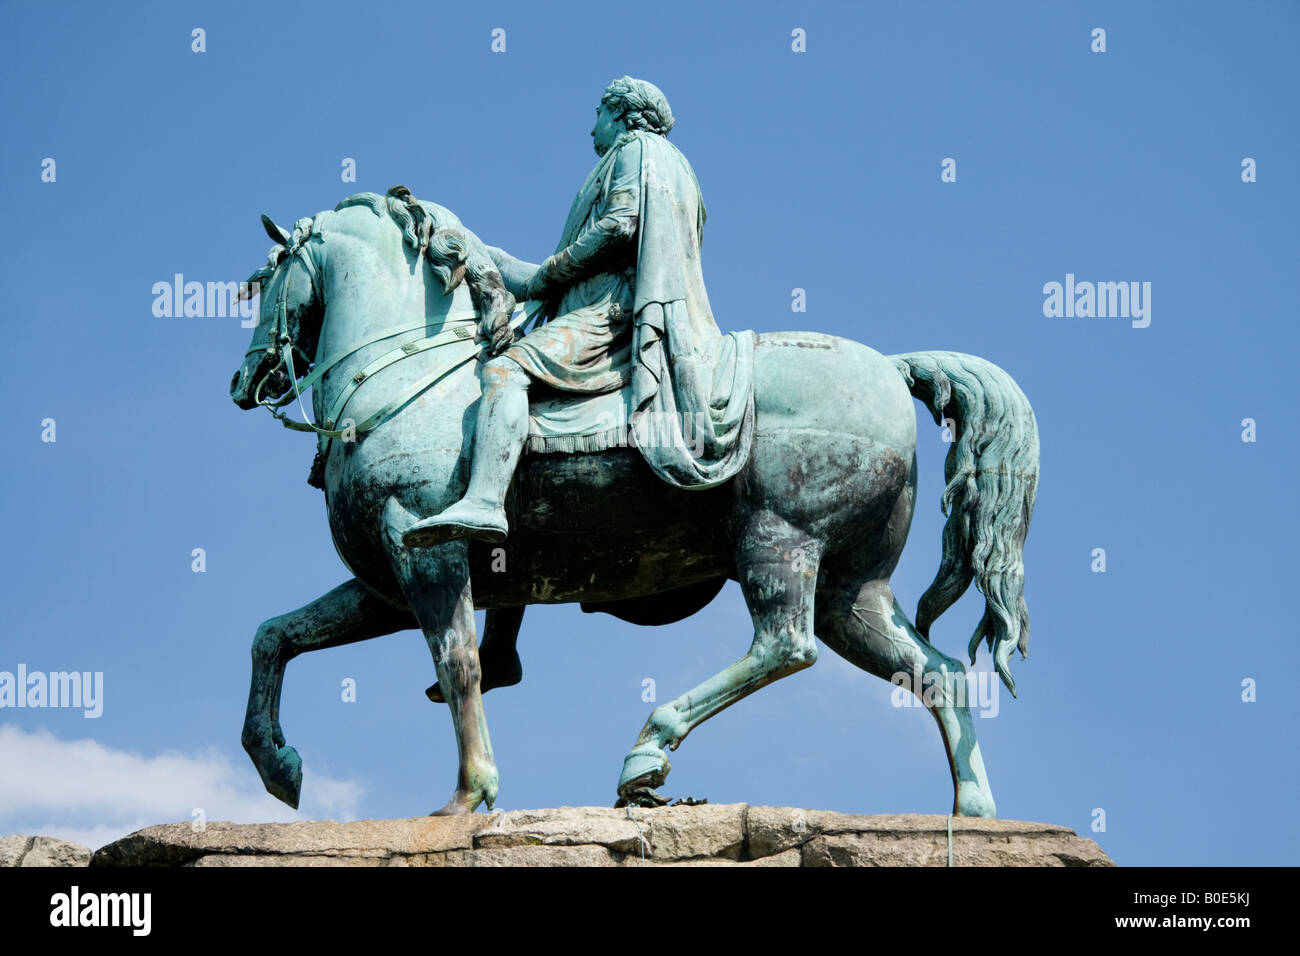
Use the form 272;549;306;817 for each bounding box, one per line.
483;246;541;303
528;138;641;299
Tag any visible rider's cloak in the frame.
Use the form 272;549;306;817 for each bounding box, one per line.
532;128;756;489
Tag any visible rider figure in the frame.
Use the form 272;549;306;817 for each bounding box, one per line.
402;77;671;548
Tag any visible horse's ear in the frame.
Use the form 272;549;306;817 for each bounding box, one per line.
261;214;291;245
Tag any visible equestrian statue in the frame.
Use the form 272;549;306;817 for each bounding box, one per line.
229;76;1039;817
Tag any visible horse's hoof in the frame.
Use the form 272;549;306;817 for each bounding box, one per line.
615;787;671;809
262;745;303;810
617;744;670;805
430;785;495;816
955;783;997;818
430;799;472;817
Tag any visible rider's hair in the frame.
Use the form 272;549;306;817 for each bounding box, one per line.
601;76;674;137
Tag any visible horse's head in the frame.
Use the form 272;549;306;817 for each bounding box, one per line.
230;214;324;410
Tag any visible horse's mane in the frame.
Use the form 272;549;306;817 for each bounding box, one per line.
334;186;480;296
246;186;510;319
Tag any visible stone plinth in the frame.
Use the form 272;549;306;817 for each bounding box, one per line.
0;835;93;867
86;805;1113;867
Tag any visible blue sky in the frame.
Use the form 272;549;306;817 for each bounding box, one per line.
1;0;1296;865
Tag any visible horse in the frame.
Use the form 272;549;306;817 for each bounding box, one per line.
229;187;1039;817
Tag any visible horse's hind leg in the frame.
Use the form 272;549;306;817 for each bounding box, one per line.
242;578;415;808
815;563;997;817
617;516;821;807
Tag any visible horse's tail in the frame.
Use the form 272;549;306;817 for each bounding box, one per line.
889;351;1040;696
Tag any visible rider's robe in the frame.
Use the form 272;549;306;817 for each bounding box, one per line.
506;128;755;489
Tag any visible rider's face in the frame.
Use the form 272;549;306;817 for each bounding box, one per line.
591;102;622;156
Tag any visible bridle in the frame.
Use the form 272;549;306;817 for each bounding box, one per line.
244;238;538;441
245;242;321;422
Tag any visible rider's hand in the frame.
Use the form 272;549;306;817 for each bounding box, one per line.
523;266;552;303
480;310;515;357
525;249;576;302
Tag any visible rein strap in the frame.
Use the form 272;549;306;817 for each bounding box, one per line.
268;304;538;440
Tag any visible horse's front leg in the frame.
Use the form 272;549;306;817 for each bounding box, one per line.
242;578;415;808
426;605;525;704
386;502;498;814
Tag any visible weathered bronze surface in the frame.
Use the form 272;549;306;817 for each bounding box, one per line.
229;77;1039;818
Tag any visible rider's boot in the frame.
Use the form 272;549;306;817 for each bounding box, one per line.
402;357;529;548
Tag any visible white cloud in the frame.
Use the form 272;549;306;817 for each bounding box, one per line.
0;724;364;851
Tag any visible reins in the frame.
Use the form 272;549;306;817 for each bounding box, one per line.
251;243;538;441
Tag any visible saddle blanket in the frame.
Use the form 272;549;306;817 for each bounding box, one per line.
526;385;634;455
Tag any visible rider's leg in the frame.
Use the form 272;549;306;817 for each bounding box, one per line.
402;355;530;548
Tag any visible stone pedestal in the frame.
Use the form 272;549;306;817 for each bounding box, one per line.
82;805;1113;867
0;835;93;867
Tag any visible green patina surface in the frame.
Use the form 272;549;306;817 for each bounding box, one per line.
229;77;1039;818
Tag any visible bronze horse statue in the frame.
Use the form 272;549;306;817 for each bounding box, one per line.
230;188;1039;817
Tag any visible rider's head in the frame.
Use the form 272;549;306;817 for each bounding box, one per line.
592;76;674;155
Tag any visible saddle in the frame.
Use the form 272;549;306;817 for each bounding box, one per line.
306;360;636;489
525;383;635;455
